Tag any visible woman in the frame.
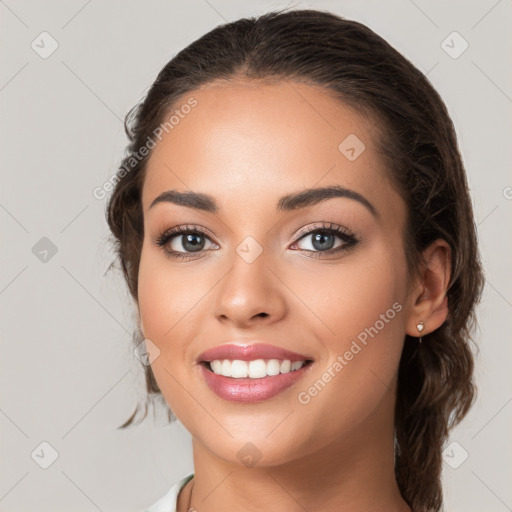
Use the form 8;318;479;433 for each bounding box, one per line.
106;9;484;512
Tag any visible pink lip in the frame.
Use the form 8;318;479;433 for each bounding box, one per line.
196;342;314;403
196;343;312;363
198;361;313;403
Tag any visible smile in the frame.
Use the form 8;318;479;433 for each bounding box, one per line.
206;358;310;378
198;359;313;403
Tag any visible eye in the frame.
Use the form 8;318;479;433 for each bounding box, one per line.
153;225;218;260
153;222;359;261
290;222;359;257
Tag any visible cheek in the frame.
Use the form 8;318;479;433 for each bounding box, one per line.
288;248;406;346
137;247;222;397
137;254;173;341
340;252;406;366
284;252;407;443
137;249;207;417
290;246;407;396
137;248;209;341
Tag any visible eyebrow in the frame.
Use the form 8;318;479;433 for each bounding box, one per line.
149;185;377;217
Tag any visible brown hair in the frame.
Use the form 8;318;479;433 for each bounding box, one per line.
105;9;484;512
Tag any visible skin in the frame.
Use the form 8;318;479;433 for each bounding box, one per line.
137;79;451;512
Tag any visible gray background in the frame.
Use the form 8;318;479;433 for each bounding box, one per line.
1;1;511;511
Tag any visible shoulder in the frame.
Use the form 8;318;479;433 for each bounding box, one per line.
142;474;194;512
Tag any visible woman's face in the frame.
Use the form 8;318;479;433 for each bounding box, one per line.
138;80;414;466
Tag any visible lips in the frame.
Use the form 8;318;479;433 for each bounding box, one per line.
196;343;312;363
199;362;313;402
195;342;314;403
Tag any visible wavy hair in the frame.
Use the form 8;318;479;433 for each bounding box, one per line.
105;9;485;512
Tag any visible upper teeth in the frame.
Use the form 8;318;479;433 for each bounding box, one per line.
209;359;307;379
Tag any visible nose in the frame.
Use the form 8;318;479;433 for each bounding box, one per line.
212;250;287;329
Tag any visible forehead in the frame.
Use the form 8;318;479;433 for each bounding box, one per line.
141;80;402;222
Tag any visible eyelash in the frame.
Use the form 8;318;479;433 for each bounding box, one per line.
153;222;359;261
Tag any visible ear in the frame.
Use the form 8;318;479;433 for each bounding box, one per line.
406;239;451;338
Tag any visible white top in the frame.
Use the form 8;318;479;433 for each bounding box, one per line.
143;474;194;512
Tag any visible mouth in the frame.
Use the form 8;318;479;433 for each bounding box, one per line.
198;359;314;403
200;358;314;378
196;342;315;403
